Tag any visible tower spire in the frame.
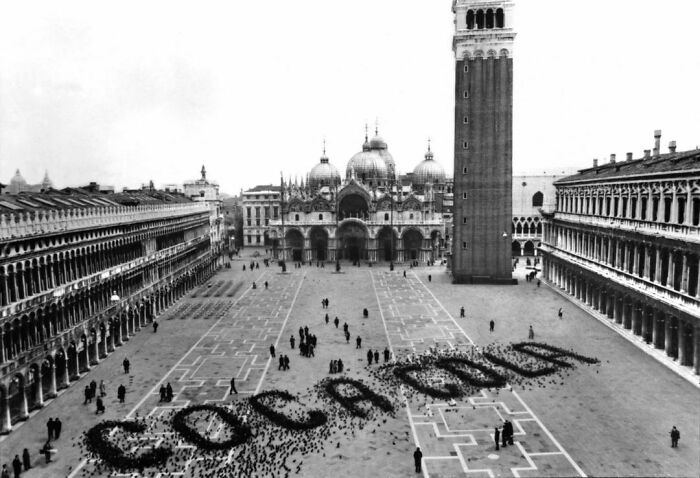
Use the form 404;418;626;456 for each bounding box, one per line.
375;117;379;136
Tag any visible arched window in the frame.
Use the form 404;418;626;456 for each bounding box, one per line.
466;10;475;29
486;9;494;28
496;8;505;28
318;213;323;220
532;191;544;207
384;213;389;221
476;9;484;29
295;214;299;221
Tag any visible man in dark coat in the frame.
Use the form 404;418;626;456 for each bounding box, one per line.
117;384;126;403
367;350;373;365
53;418;62;439
334;317;339;328
47;418;54;441
166;382;173;401
22;449;30;471
489;320;495;332
290;335;295;349
413;447;423;473
460;306;465;318
159;385;167;402
230;378;238;395
12;455;21;478
356;336;362;349
384;347;391;362
494;427;500;450
123;358;130;374
670;426;680;448
374;350;379;363
269;344;275;358
84;385;92;404
153;320;159;333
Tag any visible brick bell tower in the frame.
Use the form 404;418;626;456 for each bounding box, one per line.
451;0;516;284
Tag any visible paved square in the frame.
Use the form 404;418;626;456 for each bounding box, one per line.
1;261;697;477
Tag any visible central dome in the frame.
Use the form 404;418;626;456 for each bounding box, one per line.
368;133;395;180
346;150;388;184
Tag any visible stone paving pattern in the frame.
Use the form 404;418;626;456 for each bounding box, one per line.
0;257;697;478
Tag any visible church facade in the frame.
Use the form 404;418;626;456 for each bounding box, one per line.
269;130;448;264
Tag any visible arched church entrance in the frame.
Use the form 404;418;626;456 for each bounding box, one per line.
285;229;304;262
309;227;329;261
403;229;423;261
339;194;369;221
377;226;397;261
512;241;522;256
336;222;368;262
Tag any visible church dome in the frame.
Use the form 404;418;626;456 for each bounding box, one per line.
412;145;446;185
369;134;387;150
346;150;388;183
368;132;396;180
309;152;341;190
10;169;27;186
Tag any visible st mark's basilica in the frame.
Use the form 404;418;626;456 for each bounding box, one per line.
268;128;450;264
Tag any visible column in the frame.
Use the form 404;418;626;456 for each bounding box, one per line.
606;293;614;319
666;250;675;289
33;368;44;407
643;245;651;279
59;356;70;388
623;301;632;329
693;327;700;375
654;247;663;284
652;310;664;349
641;308;650;343
680;253;689;293
631;305;641;335
0;392;11;433
90;336;100;365
613;296;622;324
665;316;674;357
47;362;57;398
677;320;687;366
18;381;29;419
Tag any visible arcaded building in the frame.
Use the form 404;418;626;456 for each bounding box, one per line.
268;130;448;263
0;188;219;433
540;131;700;375
451;0;516;283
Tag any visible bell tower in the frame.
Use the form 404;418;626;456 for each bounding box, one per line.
451;0;516;284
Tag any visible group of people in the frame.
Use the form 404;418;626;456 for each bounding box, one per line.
277;354;291;370
4;449;31;478
83;379;105;405
366;348;391;365
321;298;330;309
328;359;344;373
494;420;515;450
158;383;175;402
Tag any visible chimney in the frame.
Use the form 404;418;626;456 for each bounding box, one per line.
669;141;677;153
592;158;598;167
626;152;633;161
653;129;662;157
644;149;651;159
609;153;616;164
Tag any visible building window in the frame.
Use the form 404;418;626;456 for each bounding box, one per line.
318;213;323;220
409;213;414;220
295;214;300;221
246;207;251;218
256;235;261;243
384;213;389;221
463;217;467;224
532;192;544;207
463;192;468;199
462;241;468;249
256;219;260;226
463;141;469;149
463;90;469;98
273;206;279;218
463;116;469;124
463;167;468;174
247;235;252;244
247;219;251;226
464;65;469;72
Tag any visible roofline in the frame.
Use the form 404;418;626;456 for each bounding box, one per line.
554;167;700;186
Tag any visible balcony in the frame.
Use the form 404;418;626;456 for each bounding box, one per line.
0;203;209;240
554;212;700;244
540;243;700;319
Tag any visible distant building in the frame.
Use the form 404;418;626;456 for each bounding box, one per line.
540;131;700;376
268;129;447;263
5;170;53;194
183;166;225;259
241;185;282;248
511;172;571;257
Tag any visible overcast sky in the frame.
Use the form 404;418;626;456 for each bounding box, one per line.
1;0;698;195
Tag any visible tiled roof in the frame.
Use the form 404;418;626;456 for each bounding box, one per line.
556;149;700;184
244;185;281;193
0;189;193;213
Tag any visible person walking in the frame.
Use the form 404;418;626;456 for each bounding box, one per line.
117;384;126;403
558;308;563;319
90;380;97;400
2;464;10;478
428;274;432;282
84;385;92;405
356;336;362;349
11;455;21;478
269;344;276;358
46;418;54;441
96;397;105;414
153;320;159;333
264;281;268;289
384;347;390;362
413;447;423;473
345;331;350;344
494;427;500;450
460;306;465;318
670;426;680;448
278;355;284;370
325;313;329;324
489;320;495;333
367;350;373;365
123;358;130;374
528;325;535;340
99;380;106;397
166;383;173;402
159;385;167;402
374;350;379;363
230;377;238;395
334;317;339;328
40;441;52;464
21;449;30;471
290;335;295;349
54;418;61;439
403;270;406;278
